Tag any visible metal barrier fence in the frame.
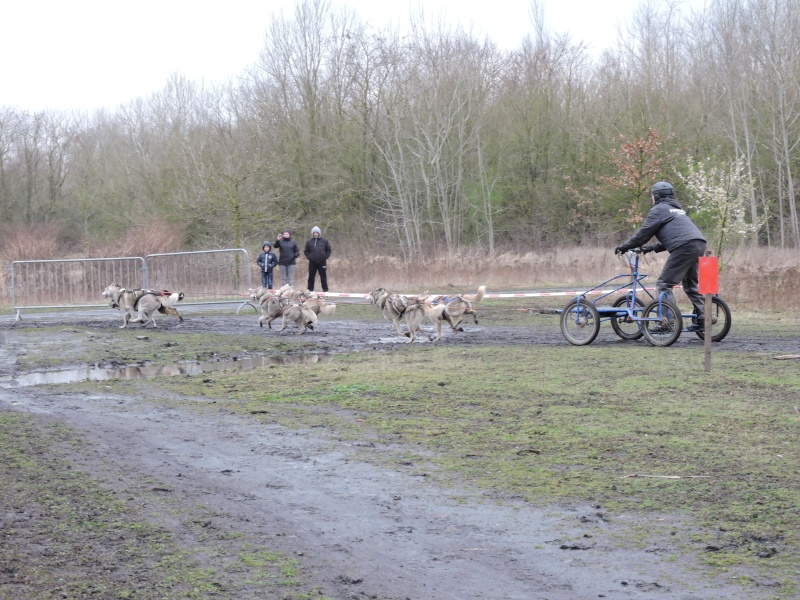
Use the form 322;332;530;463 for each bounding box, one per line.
10;249;253;320
10;257;147;319
145;249;253;308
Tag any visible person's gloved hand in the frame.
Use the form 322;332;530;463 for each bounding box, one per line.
640;244;655;254
614;246;625;256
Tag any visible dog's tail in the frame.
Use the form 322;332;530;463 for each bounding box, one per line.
319;303;336;316
159;292;185;307
464;285;486;303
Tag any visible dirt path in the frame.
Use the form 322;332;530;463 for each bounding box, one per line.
1;308;791;599
4;385;752;600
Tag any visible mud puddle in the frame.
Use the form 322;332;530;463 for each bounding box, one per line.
0;353;331;388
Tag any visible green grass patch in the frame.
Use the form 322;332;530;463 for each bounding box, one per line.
146;343;800;593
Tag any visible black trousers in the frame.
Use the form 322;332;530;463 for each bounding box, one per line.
307;261;328;292
656;239;707;319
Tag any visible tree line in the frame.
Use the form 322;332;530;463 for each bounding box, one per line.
1;0;798;259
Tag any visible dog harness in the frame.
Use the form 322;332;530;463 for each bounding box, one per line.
132;289;174;310
430;295;458;306
110;287;127;309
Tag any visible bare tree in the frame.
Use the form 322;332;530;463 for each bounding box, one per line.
0;108;22;223
752;0;800;247
371;16;501;254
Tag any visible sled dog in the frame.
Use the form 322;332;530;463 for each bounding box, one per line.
403;286;487;342
298;291;336;317
427;285;486;331
258;295;290;329
369;287;415;337
102;283;184;328
276;302;318;334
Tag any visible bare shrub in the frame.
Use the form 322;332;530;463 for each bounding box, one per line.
0;223;65;308
91;220;188;258
330;246;799;310
0;222;63;262
721;247;800;309
330;247;627;293
1;234;797;311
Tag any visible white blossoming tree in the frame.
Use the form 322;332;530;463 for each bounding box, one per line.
678;156;761;269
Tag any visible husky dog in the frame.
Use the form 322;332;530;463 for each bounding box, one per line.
258;295;290;329
276;284;296;298
403;286;487;342
403;298;451;342
249;286;273;303
427;285;486;331
275;302;318;334
369;287;416;338
102;283;184;328
298;291;336;317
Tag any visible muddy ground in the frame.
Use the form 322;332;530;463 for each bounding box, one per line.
0;303;795;599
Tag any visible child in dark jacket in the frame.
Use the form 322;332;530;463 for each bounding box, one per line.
256;241;278;289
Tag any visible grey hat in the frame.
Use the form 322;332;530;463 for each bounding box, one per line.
262;241;272;249
311;226;321;235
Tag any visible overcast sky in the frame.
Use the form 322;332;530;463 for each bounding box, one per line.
1;0;705;114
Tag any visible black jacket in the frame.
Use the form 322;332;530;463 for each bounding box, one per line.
256;248;278;272
304;236;332;264
274;237;300;266
619;197;706;253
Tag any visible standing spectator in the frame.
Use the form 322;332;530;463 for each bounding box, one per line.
274;229;300;288
304;226;332;292
256;241;278;289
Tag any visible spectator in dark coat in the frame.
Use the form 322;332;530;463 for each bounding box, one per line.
274;229;301;287
304;226;332;292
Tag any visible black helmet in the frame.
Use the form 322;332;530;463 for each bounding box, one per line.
651;181;674;199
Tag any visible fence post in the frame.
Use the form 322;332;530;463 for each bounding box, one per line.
698;252;719;373
142;260;149;289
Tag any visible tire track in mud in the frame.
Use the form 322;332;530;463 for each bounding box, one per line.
3;385;759;600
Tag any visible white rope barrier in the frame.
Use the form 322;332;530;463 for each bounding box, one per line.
316;287;666;302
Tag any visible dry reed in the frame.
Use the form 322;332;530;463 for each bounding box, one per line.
1;229;798;311
327;246;799;310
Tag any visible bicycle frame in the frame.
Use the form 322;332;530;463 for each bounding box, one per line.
595;252;704;328
560;250;731;346
573;252;654;322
